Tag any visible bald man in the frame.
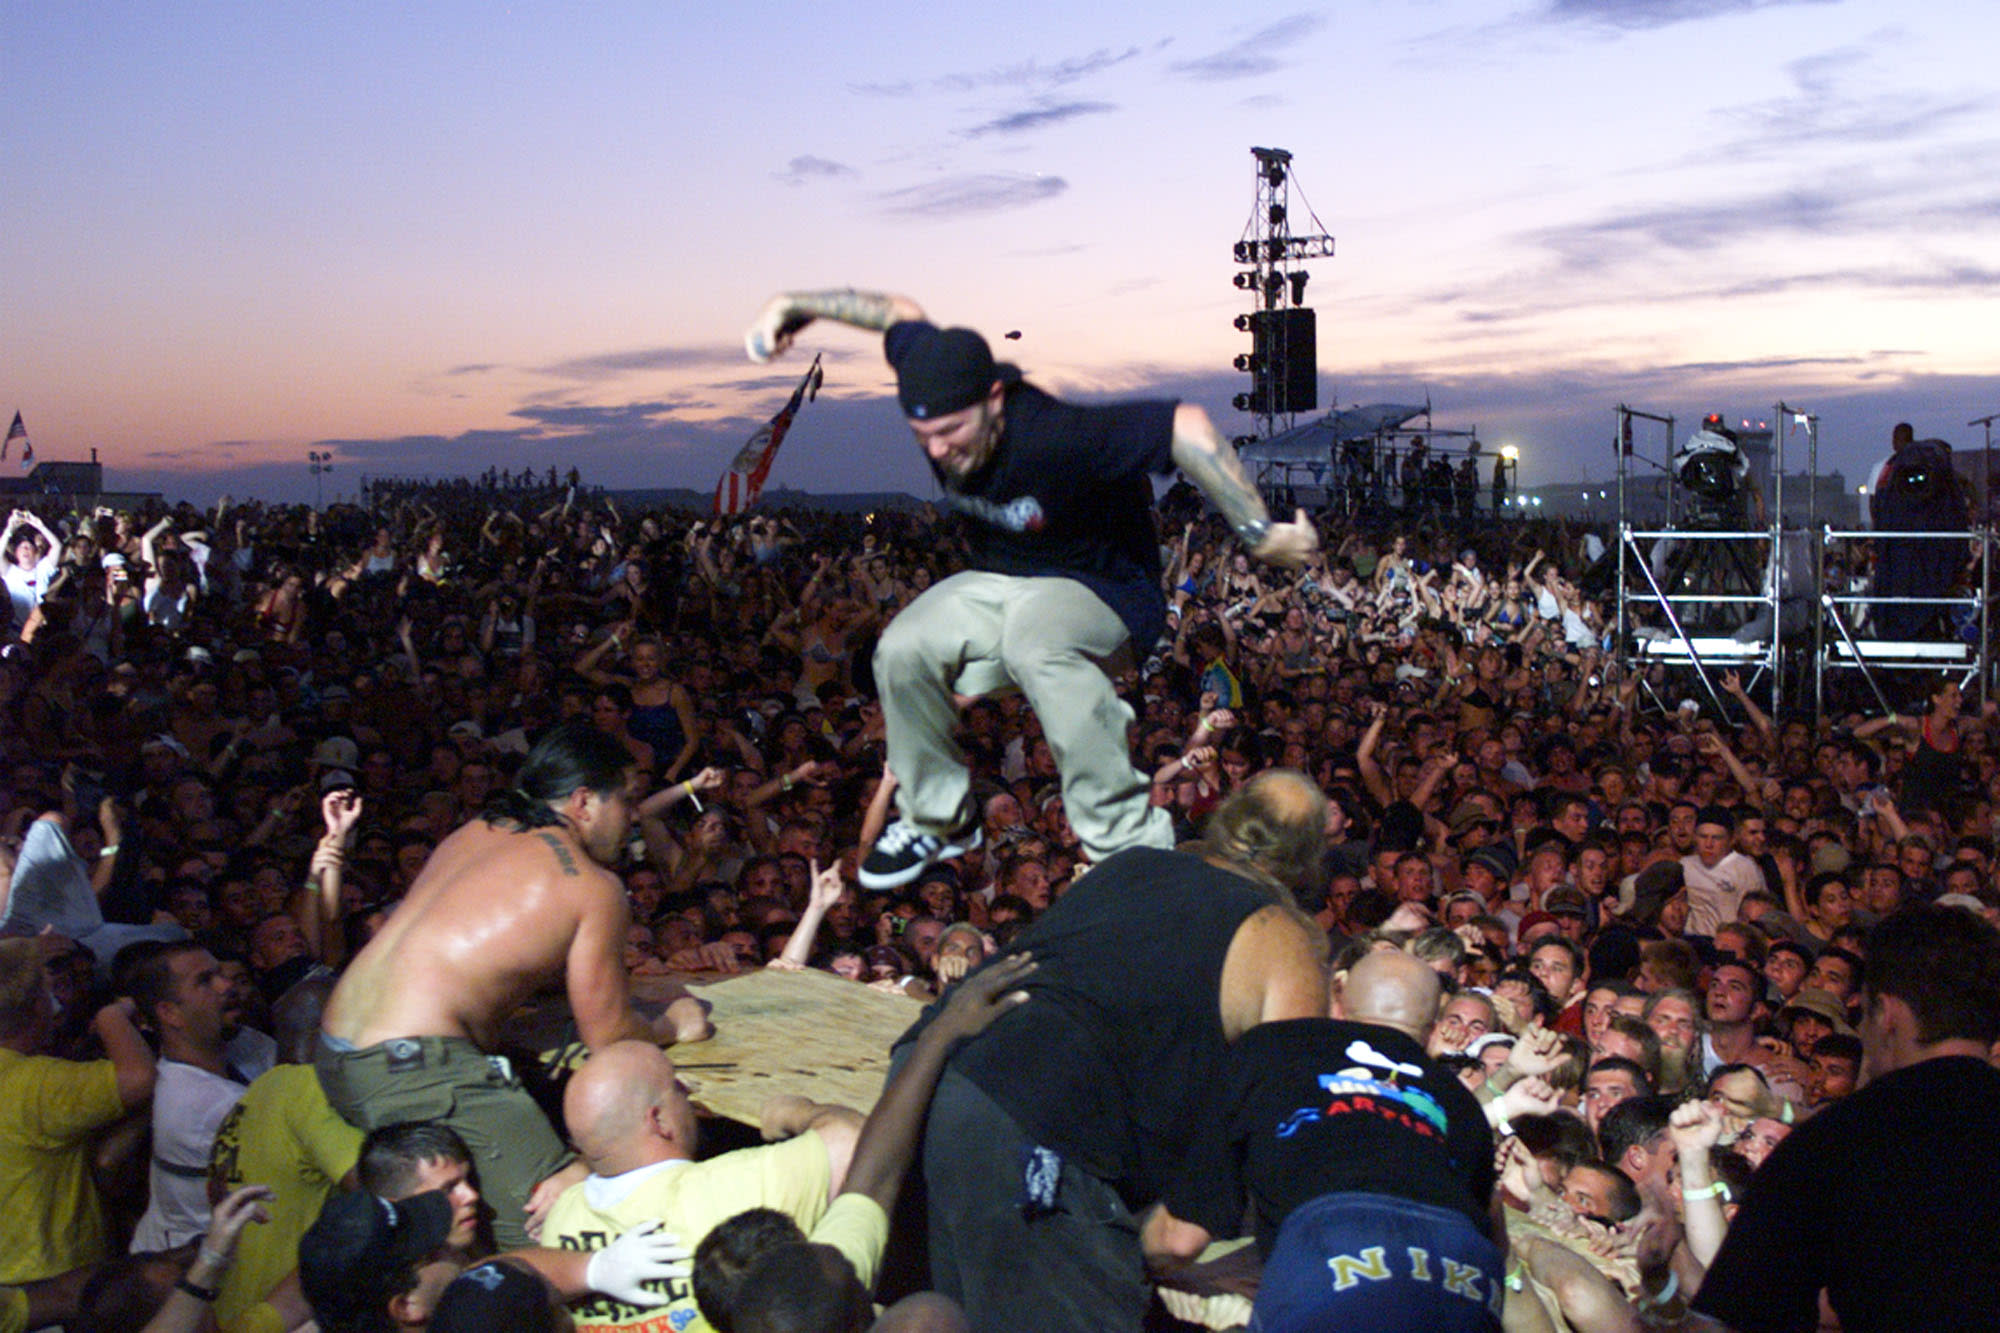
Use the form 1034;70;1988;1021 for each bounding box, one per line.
1146;951;1507;1332
539;1041;861;1331
904;771;1330;1333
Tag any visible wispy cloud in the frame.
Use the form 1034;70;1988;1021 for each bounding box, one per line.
774;154;858;186
1171;14;1325;82
1539;0;1837;32
876;173;1068;219
1526;183;1869;269
1693;43;1993;163
444;363;498;377
960;98;1116;138
537;345;737;382
853;46;1149;96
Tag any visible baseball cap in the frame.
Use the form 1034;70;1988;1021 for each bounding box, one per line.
299;1190;455;1325
311;737;360;770
1516;910;1562;941
890;325;1016;420
1543;885;1591;918
1466;843;1518;882
431;1260;565;1333
319;768;358;793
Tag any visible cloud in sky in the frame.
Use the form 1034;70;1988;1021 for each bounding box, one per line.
537;344;737;382
960;98;1117;138
1539;0;1838;32
1693;44;1993;163
1527;185;1861;267
876;173;1068;219
853;45;1149;97
1171;14;1326;82
774;154;858;185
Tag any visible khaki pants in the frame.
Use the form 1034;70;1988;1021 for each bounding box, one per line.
315;1035;570;1250
872;571;1171;863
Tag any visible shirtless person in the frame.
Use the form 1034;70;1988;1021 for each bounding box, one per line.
317;720;706;1247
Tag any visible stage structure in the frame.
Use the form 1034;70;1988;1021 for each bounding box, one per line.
1815;418;1993;718
1616;403;1994;721
1229;147;1335;449
1239;405;1501;520
1615;405;1790;722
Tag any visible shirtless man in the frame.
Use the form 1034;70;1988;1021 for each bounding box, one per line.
317;720;706;1247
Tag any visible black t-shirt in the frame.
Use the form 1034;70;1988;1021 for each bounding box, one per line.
884;322;1177;647
1692;1055;2000;1333
905;846;1276;1207
1165;1018;1498;1256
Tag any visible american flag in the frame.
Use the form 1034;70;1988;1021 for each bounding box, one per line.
2;412;26;466
714;355;823;516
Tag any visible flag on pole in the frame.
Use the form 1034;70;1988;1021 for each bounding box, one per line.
714;355;823;516
2;412;24;465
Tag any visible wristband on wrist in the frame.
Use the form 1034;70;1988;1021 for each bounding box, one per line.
1235;517;1272;550
197;1245;232;1270
176;1276;219;1303
1681;1180;1729;1201
99;843;121;858
1636;1270;1680;1312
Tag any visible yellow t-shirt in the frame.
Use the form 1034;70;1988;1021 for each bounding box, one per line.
0;1048;125;1283
546;1133;831;1332
808;1194;890;1292
209;1064;364;1332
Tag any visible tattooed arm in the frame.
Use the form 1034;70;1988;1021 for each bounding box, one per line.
745;289;930;361
1170;404;1319;568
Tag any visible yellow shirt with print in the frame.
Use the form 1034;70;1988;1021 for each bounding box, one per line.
546;1132;831;1332
209;1064;364;1333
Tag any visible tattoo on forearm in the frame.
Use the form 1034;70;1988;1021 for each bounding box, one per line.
789;289;900;332
536;832;581;876
1176;437;1271;539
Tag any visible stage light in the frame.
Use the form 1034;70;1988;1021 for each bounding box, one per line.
1269;203;1286;226
1858;485;1868;495
1233;272;1256;290
1288;271;1309;303
1233;354;1255;372
1233;241;1252;263
1500;445;1520;461
1233;314;1252;332
1233;393;1254;411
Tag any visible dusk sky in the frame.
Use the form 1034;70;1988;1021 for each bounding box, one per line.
4;1;1997;507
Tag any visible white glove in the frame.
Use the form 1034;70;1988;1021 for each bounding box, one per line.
585;1221;693;1306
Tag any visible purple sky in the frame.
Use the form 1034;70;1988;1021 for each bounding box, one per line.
4;1;1996;505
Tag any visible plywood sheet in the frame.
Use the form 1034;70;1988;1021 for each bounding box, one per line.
635;969;923;1124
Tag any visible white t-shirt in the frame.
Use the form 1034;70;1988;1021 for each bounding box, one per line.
130;1060;246;1252
1680;851;1767;938
3;547;56;636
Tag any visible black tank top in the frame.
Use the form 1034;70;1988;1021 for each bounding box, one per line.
924;846;1277;1205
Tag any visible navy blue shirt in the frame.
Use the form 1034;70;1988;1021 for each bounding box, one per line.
885;322;1177;647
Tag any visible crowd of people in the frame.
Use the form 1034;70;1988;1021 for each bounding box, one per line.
3;359;1999;1329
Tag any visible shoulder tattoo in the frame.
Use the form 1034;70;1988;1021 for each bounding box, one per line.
535;831;581;877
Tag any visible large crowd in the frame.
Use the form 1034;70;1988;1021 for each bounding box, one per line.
1;460;1997;1333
